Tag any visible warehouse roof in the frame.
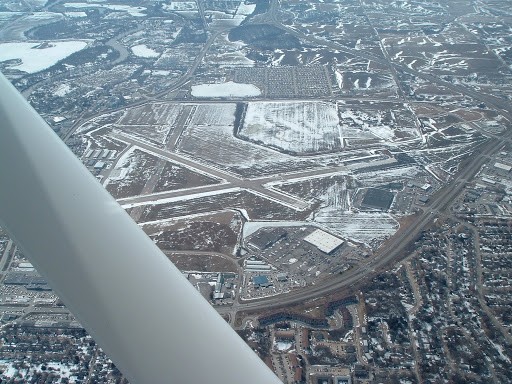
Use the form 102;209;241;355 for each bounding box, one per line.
304;229;344;254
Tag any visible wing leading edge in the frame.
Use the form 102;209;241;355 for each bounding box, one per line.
0;73;282;384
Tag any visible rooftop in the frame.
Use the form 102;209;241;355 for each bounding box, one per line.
304;229;344;254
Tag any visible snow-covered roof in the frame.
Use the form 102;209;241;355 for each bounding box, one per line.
303;229;344;254
494;162;511;172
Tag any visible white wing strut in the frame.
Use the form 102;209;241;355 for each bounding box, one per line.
0;73;282;384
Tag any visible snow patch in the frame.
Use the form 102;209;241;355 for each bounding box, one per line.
0;41;88;73
191;82;261;97
63;2;146;16
131;44;160;58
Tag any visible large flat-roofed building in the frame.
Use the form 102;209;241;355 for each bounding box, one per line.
494;162;512;172
304;229;344;254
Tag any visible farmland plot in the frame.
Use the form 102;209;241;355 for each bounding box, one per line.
241;101;342;154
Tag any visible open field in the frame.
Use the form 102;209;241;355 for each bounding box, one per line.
105;147;159;198
136;189;311;223
115;103;185;144
165;252;238;273
241;101;341;154
153;161;220;193
338;100;421;146
178;103;318;177
143;210;242;255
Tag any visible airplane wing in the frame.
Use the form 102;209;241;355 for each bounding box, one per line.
0;73;282;383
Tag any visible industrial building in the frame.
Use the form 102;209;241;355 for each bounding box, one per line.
304;229;344;254
494;162;512;172
253;275;272;288
245;259;272;272
94;161;105;170
248;228;287;250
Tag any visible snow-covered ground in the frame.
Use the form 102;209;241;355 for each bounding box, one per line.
0;360;79;381
243;221;307;238
26;0;48;7
54;83;73;96
315;210;399;248
163;1;197;11
63;2;146;16
131;44;160;58
236;3;256;16
241;101;341;153
178;104;306;175
356;165;425;187
65;11;87;17
0;41;88;73
104;146;140;186
191;82;261;97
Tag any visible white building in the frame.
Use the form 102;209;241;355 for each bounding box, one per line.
304;229;344;254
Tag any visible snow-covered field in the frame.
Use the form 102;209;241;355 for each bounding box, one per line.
356;165;425;187
241;101;342;154
131;44;160;58
272;172;402;247
63;2;146;16
65;11;87;17
206;2;256;27
337;103;421;144
0;41;88;73
105;147;159;198
179;104;308;175
274;340;293;351
26;0;48;7
203;32;254;67
54;83;73;96
236;3;256;16
163;1;197;11
179;103;313;177
191;82;261;97
115;103;184;144
315;210;399;248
